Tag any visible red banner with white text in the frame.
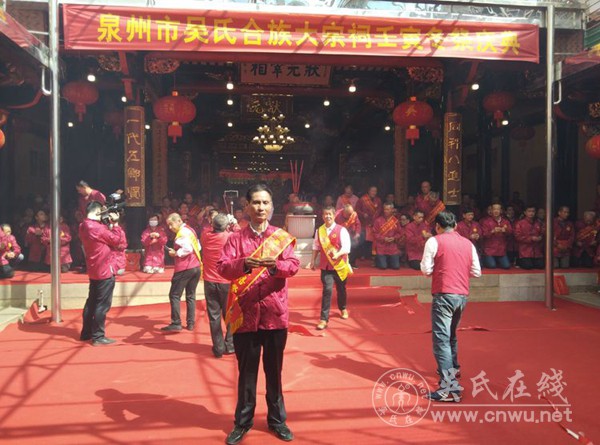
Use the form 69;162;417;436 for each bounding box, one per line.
62;5;539;63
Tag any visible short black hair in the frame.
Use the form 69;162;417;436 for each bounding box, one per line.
246;183;273;202
462;207;474;215
435;211;457;229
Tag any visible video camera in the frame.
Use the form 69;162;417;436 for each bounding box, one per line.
100;192;126;225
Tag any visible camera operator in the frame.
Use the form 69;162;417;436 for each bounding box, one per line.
79;201;126;346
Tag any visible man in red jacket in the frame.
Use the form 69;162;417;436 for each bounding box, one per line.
480;203;513;269
217;184;299;445
553;206;575;269
79;201;127;346
421;211;481;402
514;205;545;270
200;213;235;358
161;213;202;332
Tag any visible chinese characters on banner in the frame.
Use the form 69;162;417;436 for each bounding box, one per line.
124;106;145;207
443;112;462;205
241;63;331;86
394;127;409;205
241;94;293;121
62;5;539;63
152;119;167;207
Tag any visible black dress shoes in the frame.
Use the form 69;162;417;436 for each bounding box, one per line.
185;324;195;331
225;425;251;445
160;323;182;332
268;423;294;441
92;337;116;346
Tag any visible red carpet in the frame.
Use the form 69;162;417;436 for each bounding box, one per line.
0;294;599;445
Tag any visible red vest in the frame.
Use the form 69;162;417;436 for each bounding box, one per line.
431;231;474;296
319;224;346;270
174;225;201;273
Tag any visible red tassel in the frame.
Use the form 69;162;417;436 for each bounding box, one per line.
168;122;182;143
406;126;419;145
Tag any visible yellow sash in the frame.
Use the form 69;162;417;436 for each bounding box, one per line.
318;225;353;281
425;200;446;225
225;228;296;334
361;195;378;216
175;224;203;276
379;216;399;236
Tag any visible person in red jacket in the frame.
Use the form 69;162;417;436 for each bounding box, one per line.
421;211;481;402
480;203;513;269
1;225;24;279
1;224;24;276
514;205;545;270
41;216;73;273
141;214;168;274
79;201;127;346
553;206;575;269
372;203;403;270
405;210;432;270
335;203;361;268
355;185;382;261
572;211;598;268
200;213;235;358
456;208;482;250
161;213;202;332
217;184;299;445
26;209;50;272
76;180;106;217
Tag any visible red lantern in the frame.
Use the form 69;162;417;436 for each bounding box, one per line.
0;129;5;149
510;125;535;147
153;91;196;142
585;135;600;159
392;97;434;145
483;92;515;127
104;110;124;138
63;81;99;122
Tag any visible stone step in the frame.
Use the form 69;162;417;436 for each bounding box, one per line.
0;306;27;332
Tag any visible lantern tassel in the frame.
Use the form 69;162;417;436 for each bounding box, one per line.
168;122;182;143
406;126;419;146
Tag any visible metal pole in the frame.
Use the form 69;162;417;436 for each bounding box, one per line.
544;5;555;310
49;0;62;323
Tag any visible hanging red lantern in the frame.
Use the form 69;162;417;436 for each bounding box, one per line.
0;129;5;149
510;125;535;147
104;110;124;138
153;91;196;142
392;97;434;145
585;135;600;159
483;92;515;127
63;81;99;122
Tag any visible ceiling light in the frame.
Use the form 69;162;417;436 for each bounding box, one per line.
87;73;96;82
323;99;330;107
305;123;310;129
471;83;480;91
226;79;234;90
145;124;151;130
384;125;391;131
227;97;234;106
501;119;509;126
349;82;357;93
227;121;233;127
67;121;74;127
121;96;127;103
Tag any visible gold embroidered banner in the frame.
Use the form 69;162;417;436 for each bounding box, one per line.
443;112;462;206
124;106;145;207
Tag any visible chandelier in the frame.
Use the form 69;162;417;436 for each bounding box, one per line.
252;113;295;153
